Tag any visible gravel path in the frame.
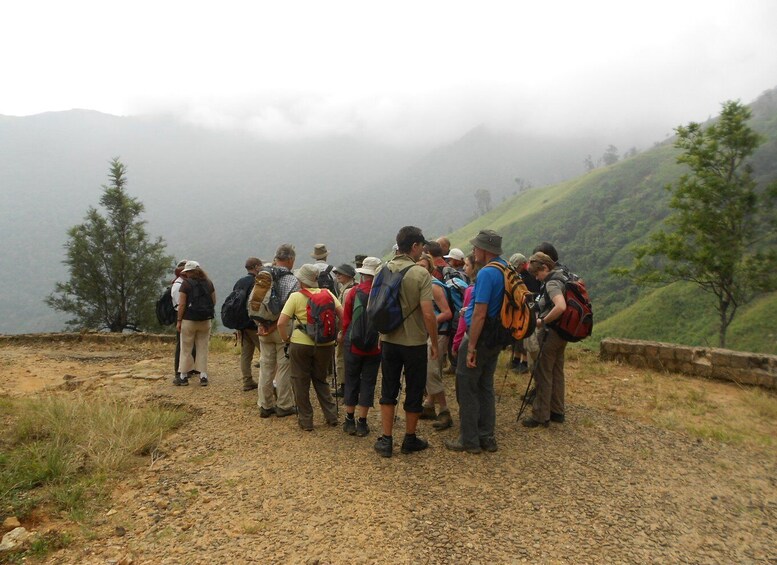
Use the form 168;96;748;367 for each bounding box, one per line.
49;352;777;564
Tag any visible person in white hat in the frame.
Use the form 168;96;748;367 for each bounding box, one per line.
444;247;469;283
339;257;383;437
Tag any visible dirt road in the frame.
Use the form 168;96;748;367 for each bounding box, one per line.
2;336;775;564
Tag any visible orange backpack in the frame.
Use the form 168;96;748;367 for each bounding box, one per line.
487;261;536;344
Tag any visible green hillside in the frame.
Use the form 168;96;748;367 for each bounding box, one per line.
447;87;777;354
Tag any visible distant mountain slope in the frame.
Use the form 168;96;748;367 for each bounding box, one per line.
0;112;600;333
445;86;777;353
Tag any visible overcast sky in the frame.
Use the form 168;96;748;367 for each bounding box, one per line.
3;0;777;147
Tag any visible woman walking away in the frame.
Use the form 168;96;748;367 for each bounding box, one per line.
176;261;216;386
339;257;382;437
522;252;567;428
277;264;344;431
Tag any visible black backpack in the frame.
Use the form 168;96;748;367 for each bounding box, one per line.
349;287;379;351
221;286;252;330
155;286;176;326
317;265;337;294
185;279;215;321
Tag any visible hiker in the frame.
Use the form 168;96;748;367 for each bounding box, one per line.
415;253;454;430
451;253;478;360
310;243;339;295
444;247;469;283
256;244;299;418
339;256;382;437
445;230;506;454
373;226;439;458
522;251;568;428
277;264;343;431
508;253;531;374
332;263;357;398
436;236;451;257
170;259;196;384
425;240;447;281
176;261;216;387
232;257;262;391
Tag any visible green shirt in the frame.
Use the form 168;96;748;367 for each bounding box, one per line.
379;254;434;346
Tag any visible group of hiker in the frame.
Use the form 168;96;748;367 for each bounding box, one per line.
166;225;592;457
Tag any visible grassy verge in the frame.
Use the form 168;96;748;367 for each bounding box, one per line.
0;394;189;560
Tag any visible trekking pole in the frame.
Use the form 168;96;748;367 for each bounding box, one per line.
332;347;339;416
517;330;549;421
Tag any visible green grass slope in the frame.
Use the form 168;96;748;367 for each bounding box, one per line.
592;283;777;354
447;87;777;354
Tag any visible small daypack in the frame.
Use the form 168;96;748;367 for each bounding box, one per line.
221;286;252;330
185;279;215;321
298;288;338;344
248;268;294;324
349;287;379;351
484;261;536;347
317;265;337;294
155;286;176;326
366;264;417;334
545;273;593;342
431;278;455;333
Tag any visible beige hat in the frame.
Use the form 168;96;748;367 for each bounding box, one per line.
509;253;527;268
444;248;465;261
294;264;320;287
182;260;200;272
311;244;329;260
355;256;381;277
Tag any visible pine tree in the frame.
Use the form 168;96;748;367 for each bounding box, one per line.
46;158;174;332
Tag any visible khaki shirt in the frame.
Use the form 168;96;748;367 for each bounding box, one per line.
379;254;434;346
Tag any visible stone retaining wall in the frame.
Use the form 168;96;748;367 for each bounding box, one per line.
0;332;233;346
600;338;777;389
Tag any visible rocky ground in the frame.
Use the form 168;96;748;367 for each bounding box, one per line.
1;335;776;564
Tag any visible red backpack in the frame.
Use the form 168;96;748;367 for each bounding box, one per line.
546;273;593;342
298;289;338;344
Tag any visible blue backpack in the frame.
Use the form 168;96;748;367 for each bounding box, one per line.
366;264;417;334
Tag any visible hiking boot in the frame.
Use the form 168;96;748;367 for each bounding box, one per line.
443;438;481;454
333;383;345;398
400;434;429;454
243;380;258;392
274;406;297;418
199;375;209;386
343;417;357;435
419;405;437;420
374;435;393;458
355;419;370;437
480;437;498;452
522;417;549;428
300;423;314;432
432;409;453;431
259;406;275;418
173;374;189;386
327;419;339;427
550;412;565;424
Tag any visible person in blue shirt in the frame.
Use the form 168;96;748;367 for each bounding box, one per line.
444;229;506;454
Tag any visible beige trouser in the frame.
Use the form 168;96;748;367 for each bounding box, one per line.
258;324;294;411
240;329;261;385
335;341;345;386
426;334;449;396
532;328;567;422
179;319;211;375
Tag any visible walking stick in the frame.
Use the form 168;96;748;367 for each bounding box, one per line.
332;347;339;416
